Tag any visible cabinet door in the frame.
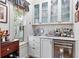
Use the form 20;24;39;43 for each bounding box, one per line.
41;38;53;58
34;4;40;23
61;0;71;22
51;0;58;22
41;2;48;23
29;36;41;57
20;43;28;58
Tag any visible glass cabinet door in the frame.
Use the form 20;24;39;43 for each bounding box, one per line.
34;4;39;23
51;0;58;22
61;0;70;22
42;2;48;23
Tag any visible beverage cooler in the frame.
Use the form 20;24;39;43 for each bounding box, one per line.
54;39;75;58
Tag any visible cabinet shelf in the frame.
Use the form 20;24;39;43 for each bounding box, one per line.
32;22;73;26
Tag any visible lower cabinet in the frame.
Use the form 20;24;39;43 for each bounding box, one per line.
19;43;28;58
29;36;53;58
40;38;53;58
29;36;41;58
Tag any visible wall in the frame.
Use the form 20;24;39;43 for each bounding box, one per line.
8;0;34;41
0;0;33;57
8;0;34;58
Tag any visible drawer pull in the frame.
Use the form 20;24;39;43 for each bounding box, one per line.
32;47;35;49
7;48;10;51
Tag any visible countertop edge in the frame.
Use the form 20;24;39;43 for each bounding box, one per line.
30;36;77;41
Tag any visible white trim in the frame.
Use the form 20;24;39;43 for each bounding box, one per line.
19;41;27;46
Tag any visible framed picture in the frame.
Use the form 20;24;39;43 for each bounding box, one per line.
0;4;7;23
0;0;6;4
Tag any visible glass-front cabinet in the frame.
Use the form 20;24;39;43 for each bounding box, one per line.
33;0;73;24
34;4;40;23
42;2;48;23
51;0;58;22
61;0;71;22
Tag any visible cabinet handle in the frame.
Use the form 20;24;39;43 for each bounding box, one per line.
50;40;52;44
7;48;10;51
32;47;35;49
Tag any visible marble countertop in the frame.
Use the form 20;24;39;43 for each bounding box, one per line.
31;36;77;41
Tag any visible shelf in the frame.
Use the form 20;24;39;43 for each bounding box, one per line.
32;22;74;26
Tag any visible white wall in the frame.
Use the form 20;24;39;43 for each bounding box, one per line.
24;0;34;41
0;0;33;57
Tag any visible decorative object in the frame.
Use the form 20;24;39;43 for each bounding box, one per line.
0;4;7;23
75;1;79;23
0;0;6;4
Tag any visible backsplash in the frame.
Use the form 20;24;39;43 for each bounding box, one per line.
32;24;74;37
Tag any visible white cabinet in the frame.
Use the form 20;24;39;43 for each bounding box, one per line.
33;0;73;24
33;0;50;24
40;38;53;58
29;36;54;58
61;0;72;22
29;36;41;57
41;2;48;23
34;4;40;23
19;43;28;58
51;0;73;23
51;0;58;22
74;23;79;58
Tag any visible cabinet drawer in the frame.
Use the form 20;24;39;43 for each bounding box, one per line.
29;46;34;56
33;49;40;57
33;38;40;42
29;42;40;48
29;36;40;41
29;47;40;57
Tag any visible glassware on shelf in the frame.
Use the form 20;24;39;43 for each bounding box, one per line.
42;2;48;23
61;0;70;22
51;0;58;22
34;4;39;23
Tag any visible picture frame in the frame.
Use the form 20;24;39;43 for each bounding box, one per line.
0;0;6;4
0;4;7;23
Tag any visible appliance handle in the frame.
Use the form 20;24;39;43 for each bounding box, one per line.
54;42;73;46
55;45;72;49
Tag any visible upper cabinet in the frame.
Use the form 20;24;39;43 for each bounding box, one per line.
33;0;73;25
51;0;58;22
61;0;71;22
42;2;48;23
34;4;40;23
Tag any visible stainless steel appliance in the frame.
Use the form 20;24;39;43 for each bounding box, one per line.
54;39;75;58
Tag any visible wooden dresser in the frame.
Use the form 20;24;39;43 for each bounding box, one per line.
0;40;19;58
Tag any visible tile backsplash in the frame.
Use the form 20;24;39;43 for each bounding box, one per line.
32;24;74;37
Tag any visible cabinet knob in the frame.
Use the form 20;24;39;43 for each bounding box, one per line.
32;47;35;49
7;48;10;51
